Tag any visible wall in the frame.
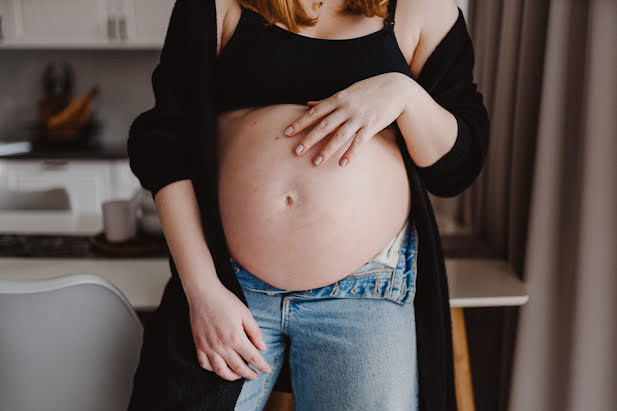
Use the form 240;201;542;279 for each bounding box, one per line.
0;49;160;150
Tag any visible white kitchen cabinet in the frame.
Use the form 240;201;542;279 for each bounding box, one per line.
109;158;141;200
122;0;174;47
0;1;13;43
0;158;140;215
0;0;173;49
1;0;110;46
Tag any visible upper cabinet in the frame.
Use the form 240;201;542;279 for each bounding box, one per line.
0;0;174;49
123;0;174;46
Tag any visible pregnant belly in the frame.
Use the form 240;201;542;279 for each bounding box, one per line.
217;104;411;291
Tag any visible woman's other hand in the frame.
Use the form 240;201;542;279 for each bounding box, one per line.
283;72;414;167
188;280;272;381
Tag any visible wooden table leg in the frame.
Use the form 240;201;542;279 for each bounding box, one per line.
451;307;476;411
264;391;294;411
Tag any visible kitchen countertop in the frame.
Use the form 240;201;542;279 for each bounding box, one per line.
0;211;529;311
0;211;170;311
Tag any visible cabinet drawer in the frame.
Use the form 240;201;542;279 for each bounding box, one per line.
2;159;113;215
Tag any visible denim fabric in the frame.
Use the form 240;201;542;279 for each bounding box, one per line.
229;223;419;411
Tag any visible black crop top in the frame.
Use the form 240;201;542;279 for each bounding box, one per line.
214;0;411;114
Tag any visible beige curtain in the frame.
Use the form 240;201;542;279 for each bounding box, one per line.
507;0;617;410
435;0;617;409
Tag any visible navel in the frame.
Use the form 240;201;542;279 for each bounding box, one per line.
285;195;294;206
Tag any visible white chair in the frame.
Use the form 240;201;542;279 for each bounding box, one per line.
0;274;143;411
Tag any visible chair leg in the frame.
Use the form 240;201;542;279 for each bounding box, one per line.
451;307;476;411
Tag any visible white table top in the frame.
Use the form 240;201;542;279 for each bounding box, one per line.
0;257;170;311
0;211;529;310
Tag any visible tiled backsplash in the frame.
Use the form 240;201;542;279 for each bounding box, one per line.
0;49;160;149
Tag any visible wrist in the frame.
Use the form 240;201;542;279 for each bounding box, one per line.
184;276;225;306
176;261;224;305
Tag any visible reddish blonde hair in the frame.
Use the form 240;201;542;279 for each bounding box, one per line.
238;0;390;33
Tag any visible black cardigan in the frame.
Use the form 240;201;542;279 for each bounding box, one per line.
127;1;489;410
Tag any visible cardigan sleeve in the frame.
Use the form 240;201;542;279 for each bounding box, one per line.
414;7;490;198
127;0;192;199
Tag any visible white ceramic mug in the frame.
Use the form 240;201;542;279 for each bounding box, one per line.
102;199;138;242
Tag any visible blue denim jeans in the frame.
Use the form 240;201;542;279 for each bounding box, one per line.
230;223;419;411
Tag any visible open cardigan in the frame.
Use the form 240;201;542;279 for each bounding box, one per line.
127;1;489;410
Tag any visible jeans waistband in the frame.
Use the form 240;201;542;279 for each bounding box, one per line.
229;221;418;305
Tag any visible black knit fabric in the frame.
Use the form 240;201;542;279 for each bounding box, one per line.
127;1;489;410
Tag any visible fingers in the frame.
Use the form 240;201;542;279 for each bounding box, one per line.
196;312;272;381
341;125;373;165
197;350;213;372
239;312;272;374
219;348;260;380
285;91;345;136
316;119;361;167
236;341;272;375
206;350;242;381
242;310;267;351
294;110;349;163
200;337;270;381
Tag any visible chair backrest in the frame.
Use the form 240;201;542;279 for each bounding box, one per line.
0;274;143;411
0;187;71;210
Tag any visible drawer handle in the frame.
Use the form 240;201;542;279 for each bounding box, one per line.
118;15;128;41
107;15;117;40
41;159;68;169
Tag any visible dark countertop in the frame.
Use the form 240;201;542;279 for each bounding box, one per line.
0;233;168;258
0;233;497;259
0;140;128;159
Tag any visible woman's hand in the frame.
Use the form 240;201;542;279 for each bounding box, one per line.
283;72;413;167
188;280;272;381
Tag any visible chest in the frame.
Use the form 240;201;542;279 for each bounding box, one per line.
213;7;413;113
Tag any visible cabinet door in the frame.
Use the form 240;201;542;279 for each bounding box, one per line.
0;1;13;43
3;159;113;215
122;0;173;47
3;0;110;46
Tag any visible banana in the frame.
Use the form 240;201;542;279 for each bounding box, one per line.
46;86;100;138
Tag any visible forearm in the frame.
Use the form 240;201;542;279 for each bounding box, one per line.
396;75;459;168
154;179;221;303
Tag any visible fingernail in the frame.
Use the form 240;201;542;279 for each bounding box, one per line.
261;340;268;350
295;144;304;154
284;126;294;136
340;158;348;166
314;155;323;165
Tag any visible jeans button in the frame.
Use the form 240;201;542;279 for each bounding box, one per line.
233;266;240;273
305;289;313;293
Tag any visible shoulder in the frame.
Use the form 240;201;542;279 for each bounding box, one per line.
400;0;460;79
